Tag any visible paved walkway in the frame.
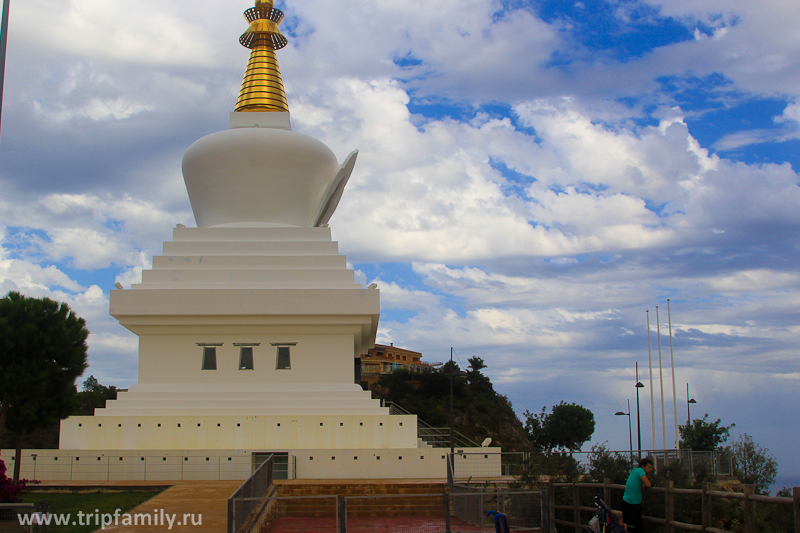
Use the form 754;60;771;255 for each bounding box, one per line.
71;481;242;533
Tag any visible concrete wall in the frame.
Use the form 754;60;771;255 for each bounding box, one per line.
137;333;355;385
59;414;419;450
3;448;503;481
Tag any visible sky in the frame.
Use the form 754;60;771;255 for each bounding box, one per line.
1;0;798;489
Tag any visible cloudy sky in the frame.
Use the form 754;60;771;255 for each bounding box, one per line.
1;0;798;488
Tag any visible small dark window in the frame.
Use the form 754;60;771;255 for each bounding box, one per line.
141;457;144;461
354;456;358;460
118;424;121;427
276;346;291;370
202;346;217;370
138;424;141;427
239;346;254;370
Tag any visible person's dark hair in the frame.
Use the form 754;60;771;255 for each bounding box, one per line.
639;457;653;468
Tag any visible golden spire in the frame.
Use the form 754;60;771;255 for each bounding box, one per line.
234;0;289;113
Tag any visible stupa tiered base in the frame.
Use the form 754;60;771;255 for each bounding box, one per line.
60;226;406;451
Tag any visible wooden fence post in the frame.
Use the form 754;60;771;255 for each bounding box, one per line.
701;482;712;532
547;480;556;533
573;482;581;533
742;484;755;533
794;487;799;533
604;478;611;506
665;480;674;533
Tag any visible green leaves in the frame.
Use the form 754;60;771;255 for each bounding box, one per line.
679;414;734;451
524;401;596;453
0;291;89;444
728;433;778;494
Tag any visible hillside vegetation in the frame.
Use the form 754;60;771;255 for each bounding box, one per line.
371;357;530;451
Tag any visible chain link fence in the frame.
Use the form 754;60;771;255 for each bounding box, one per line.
451;485;547;531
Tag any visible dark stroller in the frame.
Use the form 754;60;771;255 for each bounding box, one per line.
588;496;626;533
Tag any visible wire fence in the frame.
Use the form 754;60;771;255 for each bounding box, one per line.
257;495;339;533
448;450;732;482
0;501;53;533
451;485;547;531
228;455;274;533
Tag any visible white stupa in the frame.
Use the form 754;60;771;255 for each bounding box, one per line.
57;1;498;480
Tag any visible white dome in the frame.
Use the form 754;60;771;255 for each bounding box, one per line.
182;127;340;228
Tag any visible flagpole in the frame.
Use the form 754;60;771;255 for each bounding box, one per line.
0;0;10;141
646;309;656;451
656;305;666;450
668;298;679;450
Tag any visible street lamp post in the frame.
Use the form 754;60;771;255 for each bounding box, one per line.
615;399;633;462
0;0;11;140
687;383;696;426
635;363;644;459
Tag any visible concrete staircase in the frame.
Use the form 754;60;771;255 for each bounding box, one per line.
273;480;447;517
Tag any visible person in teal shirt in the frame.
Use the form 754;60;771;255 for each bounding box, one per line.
621;457;653;532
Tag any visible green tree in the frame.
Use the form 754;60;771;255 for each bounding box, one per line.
546;401;595;454
728;433;778;494
77;375;118;415
523;406;551;452
466;356;493;394
0;292;89;477
587;442;632;485
679;414;734;451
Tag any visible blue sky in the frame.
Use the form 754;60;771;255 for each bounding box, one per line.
1;0;799;490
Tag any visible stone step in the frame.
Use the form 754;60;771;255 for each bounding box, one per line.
141;268;356;285
162;240;340;256
271;482;447;518
153;255;347;270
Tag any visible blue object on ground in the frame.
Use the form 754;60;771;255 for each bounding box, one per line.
486;510;510;533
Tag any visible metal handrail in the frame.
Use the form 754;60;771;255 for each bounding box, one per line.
385;401;480;448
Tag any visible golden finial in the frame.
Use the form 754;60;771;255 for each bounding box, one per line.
234;0;289;113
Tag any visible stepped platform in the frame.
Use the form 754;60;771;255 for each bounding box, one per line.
272;479;448;518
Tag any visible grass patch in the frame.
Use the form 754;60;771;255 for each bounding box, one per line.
9;490;164;533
